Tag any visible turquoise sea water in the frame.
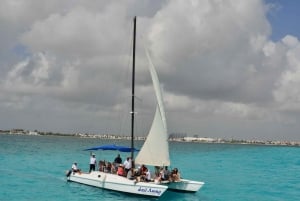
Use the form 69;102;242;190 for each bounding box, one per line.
1;134;300;201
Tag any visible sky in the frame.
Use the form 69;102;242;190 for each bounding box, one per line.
1;0;300;141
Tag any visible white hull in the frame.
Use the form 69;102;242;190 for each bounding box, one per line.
67;171;167;197
165;179;205;192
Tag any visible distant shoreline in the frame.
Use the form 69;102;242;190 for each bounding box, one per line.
1;129;299;147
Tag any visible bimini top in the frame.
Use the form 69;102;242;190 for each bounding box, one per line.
84;144;139;152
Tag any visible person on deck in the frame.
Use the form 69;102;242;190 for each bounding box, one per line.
138;164;147;176
89;152;97;173
123;157;132;176
144;168;151;182
106;162;112;173
72;162;80;173
66;162;81;177
117;164;125;176
126;167;135;180
163;166;170;181
114;154;122;164
111;162;117;174
156;167;165;182
170;168;181;182
98;160;105;172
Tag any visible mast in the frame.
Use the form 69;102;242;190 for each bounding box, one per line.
130;16;136;162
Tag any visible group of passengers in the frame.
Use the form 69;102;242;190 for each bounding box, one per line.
67;152;181;183
114;155;181;183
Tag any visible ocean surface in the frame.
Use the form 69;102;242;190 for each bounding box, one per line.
0;134;299;201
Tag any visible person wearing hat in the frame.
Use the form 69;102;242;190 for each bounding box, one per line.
89;152;97;173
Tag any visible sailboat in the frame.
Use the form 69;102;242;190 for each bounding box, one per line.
66;16;204;197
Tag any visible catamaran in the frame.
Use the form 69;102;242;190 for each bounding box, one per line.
66;16;204;197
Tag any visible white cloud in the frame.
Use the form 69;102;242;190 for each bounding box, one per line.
21;5;129;59
273;37;300;111
282;35;299;48
145;0;273;105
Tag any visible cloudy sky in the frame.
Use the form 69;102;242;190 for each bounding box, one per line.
1;0;300;141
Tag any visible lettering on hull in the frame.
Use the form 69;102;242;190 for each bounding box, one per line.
137;186;162;196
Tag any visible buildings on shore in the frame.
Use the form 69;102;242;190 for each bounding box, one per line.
0;129;146;140
1;129;299;146
172;136;300;146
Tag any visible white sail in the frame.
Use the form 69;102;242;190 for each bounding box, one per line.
135;50;170;167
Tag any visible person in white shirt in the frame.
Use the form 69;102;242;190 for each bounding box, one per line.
72;162;79;172
66;162;80;177
123;157;132;176
89;153;97;173
145;168;151;182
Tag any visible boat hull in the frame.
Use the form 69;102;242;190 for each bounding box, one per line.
67;171;167;197
165;179;204;192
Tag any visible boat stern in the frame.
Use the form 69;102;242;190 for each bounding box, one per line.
165;179;204;192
